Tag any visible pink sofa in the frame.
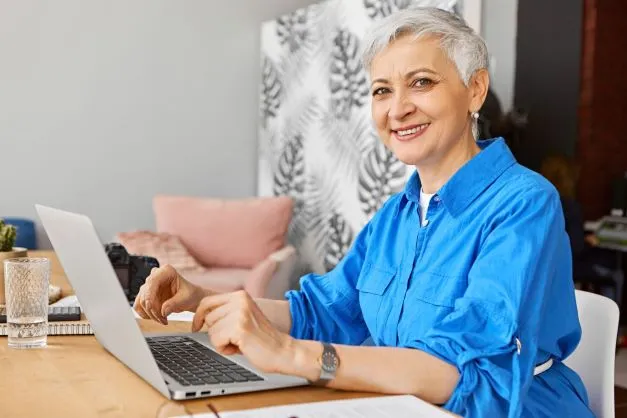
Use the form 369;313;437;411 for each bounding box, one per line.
117;195;297;300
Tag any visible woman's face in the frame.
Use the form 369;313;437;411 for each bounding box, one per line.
369;35;485;167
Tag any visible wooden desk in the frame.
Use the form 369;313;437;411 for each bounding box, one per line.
1;251;455;417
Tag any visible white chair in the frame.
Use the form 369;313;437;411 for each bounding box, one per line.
563;289;620;418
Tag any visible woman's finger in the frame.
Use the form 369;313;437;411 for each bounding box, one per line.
206;314;235;352
143;265;177;319
192;292;234;332
151;308;167;325
133;287;148;316
203;303;231;330
142;294;163;324
134;299;151;319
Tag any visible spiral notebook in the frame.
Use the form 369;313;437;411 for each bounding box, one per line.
0;319;93;336
0;296;94;336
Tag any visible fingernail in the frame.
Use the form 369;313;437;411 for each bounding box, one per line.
151;310;160;322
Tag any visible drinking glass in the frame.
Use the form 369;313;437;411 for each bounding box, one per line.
4;257;50;349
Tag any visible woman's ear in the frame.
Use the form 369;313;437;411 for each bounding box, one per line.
468;68;490;113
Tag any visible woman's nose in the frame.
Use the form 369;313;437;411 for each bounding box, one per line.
388;93;416;121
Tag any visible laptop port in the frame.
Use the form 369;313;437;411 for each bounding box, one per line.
185;391;196;398
201;390;211;396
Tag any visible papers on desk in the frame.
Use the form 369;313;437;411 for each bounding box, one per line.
50;294;81;308
180;395;452;417
166;311;194;322
53;297;195;322
584;220;601;233
131;308;195;322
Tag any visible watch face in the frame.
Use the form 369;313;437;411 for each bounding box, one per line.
321;349;338;372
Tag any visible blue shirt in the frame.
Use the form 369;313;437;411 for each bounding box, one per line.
286;138;593;417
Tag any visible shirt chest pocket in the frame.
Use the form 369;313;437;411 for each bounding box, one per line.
410;271;467;308
356;264;396;339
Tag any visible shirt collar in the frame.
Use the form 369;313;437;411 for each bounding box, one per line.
398;138;517;217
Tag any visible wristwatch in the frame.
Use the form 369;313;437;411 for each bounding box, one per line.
312;343;340;386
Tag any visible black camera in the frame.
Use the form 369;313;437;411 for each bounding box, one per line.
105;243;159;303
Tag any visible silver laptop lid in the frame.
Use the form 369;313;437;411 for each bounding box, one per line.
35;204;169;398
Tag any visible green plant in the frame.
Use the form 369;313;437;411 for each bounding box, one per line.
0;219;17;252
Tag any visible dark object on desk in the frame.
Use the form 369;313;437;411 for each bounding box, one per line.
0;305;81;323
105;243;159;303
613;173;627;216
48;305;81;321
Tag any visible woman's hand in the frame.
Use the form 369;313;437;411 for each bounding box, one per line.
133;265;209;325
192;290;293;374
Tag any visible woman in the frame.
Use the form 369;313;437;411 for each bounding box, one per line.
135;7;592;417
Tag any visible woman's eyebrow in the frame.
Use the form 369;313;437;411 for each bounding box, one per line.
370;68;438;86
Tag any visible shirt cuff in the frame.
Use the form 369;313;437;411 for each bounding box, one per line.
285;289;312;340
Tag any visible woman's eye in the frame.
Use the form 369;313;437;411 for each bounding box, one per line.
372;87;389;96
412;78;434;88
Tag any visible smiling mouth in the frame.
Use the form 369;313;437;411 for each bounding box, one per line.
391;123;430;141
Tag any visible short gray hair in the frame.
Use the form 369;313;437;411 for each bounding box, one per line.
361;7;488;86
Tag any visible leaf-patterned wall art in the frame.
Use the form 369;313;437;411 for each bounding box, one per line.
258;0;460;281
359;141;408;218
324;211;354;272
273;134;307;246
364;0;412;19
260;56;282;129
330;29;370;120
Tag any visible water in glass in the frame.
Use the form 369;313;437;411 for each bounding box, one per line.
4;257;50;349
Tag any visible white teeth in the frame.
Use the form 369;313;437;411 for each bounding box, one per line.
396;124;428;136
398;127;418;135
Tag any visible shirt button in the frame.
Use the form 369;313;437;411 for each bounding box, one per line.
433;196;440;203
422;219;429;227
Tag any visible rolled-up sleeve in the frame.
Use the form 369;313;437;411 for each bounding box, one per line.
285;221;372;345
403;187;564;417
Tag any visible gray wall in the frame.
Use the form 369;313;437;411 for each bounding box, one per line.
0;0;318;248
481;0;518;111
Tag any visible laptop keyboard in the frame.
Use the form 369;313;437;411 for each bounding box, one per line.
146;336;264;386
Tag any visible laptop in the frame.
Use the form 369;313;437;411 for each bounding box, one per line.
35;204;308;400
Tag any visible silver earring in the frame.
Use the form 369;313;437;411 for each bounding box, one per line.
471;111;479;119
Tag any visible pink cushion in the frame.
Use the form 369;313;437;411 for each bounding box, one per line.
181;259;278;298
243;258;278;298
182;267;250;294
116;231;204;272
153;195;293;269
